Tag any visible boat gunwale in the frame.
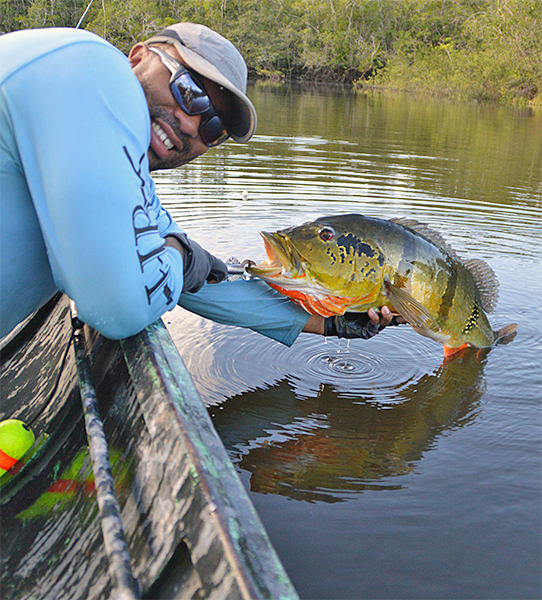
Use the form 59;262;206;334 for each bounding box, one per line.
120;318;298;599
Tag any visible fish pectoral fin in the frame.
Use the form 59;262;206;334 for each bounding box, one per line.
384;279;439;331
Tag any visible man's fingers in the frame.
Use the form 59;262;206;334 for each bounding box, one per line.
368;306;406;327
367;307;380;323
371;306;407;326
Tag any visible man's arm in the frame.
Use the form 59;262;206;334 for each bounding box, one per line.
5;32;186;339
164;236;185;258
178;279;403;346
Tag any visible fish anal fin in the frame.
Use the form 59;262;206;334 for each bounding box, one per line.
462;258;499;313
442;344;471;364
443;343;470;360
383;279;439;331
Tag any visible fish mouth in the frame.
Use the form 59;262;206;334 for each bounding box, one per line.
247;231;305;282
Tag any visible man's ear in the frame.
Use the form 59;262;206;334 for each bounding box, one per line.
128;43;148;68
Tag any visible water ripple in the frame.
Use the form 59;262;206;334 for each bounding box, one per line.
282;333;439;402
169;310;441;406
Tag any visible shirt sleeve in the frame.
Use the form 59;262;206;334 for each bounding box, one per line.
4;35;184;339
177;279;311;346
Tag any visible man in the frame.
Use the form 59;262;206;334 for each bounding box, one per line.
0;23;396;344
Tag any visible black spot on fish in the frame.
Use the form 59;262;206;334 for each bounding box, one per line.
336;234;383;265
462;301;481;334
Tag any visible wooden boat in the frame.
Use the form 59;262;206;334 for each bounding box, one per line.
0;293;298;600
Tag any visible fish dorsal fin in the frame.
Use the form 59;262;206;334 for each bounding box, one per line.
390;217;460;260
391;217;499;313
461;258;499;313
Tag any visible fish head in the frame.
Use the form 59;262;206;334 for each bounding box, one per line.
247;215;387;313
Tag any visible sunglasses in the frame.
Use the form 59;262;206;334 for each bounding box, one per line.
149;46;230;147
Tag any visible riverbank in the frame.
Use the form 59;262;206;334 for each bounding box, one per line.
251;73;541;112
5;0;541;108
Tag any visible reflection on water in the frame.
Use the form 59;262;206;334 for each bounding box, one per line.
161;87;541;599
210;347;485;503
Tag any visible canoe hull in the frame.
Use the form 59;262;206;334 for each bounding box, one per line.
1;294;297;599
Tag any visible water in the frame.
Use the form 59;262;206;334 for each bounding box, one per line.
160;84;541;599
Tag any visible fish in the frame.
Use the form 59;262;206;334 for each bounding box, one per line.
247;214;517;357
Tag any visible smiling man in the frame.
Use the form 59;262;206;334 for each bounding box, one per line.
0;23;395;344
132;26;254;170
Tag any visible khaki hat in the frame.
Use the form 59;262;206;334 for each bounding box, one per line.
145;23;257;143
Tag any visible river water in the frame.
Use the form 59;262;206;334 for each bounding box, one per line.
158;85;541;599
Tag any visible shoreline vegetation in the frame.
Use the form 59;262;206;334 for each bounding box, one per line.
2;0;541;107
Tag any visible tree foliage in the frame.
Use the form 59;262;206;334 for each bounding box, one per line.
2;0;540;104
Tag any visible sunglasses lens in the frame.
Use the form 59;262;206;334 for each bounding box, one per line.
199;115;229;147
164;57;229;148
170;73;211;115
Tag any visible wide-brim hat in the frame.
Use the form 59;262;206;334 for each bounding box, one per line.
145;23;257;143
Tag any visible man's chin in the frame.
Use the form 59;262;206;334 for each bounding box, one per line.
147;148;192;172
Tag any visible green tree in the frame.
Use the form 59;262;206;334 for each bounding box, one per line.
1;0;540;104
0;0;33;32
21;0;89;29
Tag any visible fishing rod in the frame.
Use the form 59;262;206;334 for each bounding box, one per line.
75;0;106;38
70;302;140;600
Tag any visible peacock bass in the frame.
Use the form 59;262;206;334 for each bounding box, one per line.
247;214;517;357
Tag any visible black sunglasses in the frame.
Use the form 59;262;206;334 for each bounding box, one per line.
149;46;229;148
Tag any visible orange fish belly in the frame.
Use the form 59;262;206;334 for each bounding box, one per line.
266;283;357;317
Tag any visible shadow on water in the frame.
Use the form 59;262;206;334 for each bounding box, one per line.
209;346;486;503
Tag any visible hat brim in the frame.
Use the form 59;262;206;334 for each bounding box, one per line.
146;34;256;143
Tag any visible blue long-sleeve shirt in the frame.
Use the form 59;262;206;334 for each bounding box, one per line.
0;28;309;343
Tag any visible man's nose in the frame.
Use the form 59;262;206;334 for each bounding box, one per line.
174;107;201;139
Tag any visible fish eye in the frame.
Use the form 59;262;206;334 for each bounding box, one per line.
319;227;335;242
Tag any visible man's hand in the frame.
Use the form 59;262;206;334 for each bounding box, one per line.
325;306;403;339
303;306;404;338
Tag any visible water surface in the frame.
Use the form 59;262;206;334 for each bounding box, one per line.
159;85;541;599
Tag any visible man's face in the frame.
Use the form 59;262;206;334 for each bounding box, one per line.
129;43;231;171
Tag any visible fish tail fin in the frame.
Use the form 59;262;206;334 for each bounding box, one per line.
494;323;518;346
443;323;518;363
